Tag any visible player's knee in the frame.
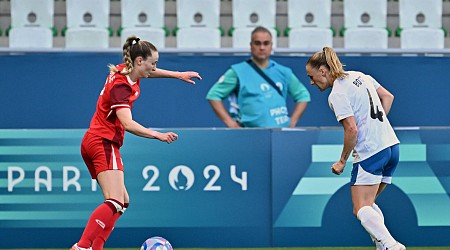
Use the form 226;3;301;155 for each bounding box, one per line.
122;202;129;214
105;198;125;214
353;206;359;217
353;204;368;217
356;205;373;220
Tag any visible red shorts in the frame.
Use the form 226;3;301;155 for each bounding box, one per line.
81;132;124;179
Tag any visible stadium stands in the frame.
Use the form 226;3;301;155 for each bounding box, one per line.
231;0;277;48
0;0;449;49
175;0;221;48
342;0;389;49
286;0;334;49
64;0;110;48
119;0;167;49
398;0;445;49
9;0;54;48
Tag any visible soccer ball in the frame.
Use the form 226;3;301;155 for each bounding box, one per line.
141;236;173;250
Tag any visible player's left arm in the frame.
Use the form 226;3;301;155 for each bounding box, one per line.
116;108;178;143
332;116;358;175
147;68;202;84
376;86;394;115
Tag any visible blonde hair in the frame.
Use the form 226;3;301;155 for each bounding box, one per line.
108;35;158;75
307;47;347;80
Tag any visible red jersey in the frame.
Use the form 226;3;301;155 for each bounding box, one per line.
87;64;141;147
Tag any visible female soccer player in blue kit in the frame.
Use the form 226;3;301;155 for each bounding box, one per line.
306;47;405;250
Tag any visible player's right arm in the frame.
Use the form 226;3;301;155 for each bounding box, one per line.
332;116;358;175
115;108;178;144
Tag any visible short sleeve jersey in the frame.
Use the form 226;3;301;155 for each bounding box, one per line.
206;60;311;127
87;64;141;147
206;62;311;103
328;71;399;162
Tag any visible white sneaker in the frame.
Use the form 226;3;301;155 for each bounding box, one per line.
374;239;385;250
370;235;386;250
388;242;406;250
71;243;92;250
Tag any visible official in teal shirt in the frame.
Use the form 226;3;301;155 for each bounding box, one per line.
206;26;311;128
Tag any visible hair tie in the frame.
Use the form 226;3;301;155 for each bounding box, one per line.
132;38;140;45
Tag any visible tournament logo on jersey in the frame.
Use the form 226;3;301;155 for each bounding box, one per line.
275;82;283;91
260;83;271;92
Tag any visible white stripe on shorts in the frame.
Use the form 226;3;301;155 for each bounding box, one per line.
111;145;118;170
353;164;383;185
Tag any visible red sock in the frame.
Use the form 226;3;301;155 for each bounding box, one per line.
77;200;123;248
92;203;129;250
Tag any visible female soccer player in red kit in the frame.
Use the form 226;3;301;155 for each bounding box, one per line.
71;36;201;250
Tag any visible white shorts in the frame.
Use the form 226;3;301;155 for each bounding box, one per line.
350;144;399;186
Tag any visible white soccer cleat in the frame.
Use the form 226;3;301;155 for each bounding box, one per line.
71;243;92;250
374;240;385;250
388;242;406;250
371;236;386;250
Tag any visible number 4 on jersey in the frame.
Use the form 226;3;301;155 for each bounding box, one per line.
366;89;384;122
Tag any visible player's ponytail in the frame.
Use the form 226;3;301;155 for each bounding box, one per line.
307;47;347;80
109;35;158;75
323;47;346;79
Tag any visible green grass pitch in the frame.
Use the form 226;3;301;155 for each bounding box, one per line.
5;247;449;250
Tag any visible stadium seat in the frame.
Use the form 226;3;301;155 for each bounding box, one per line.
400;28;445;49
342;0;388;49
65;28;109;49
231;0;277;48
175;0;221;48
120;0;166;49
9;0;54;48
177;27;221;49
120;28;166;49
65;0;110;49
344;0;387;29
232;27;278;49
232;0;276;29
286;0;333;49
398;0;442;29
9;27;53;48
289;28;333;49
344;28;388;49
398;0;444;49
